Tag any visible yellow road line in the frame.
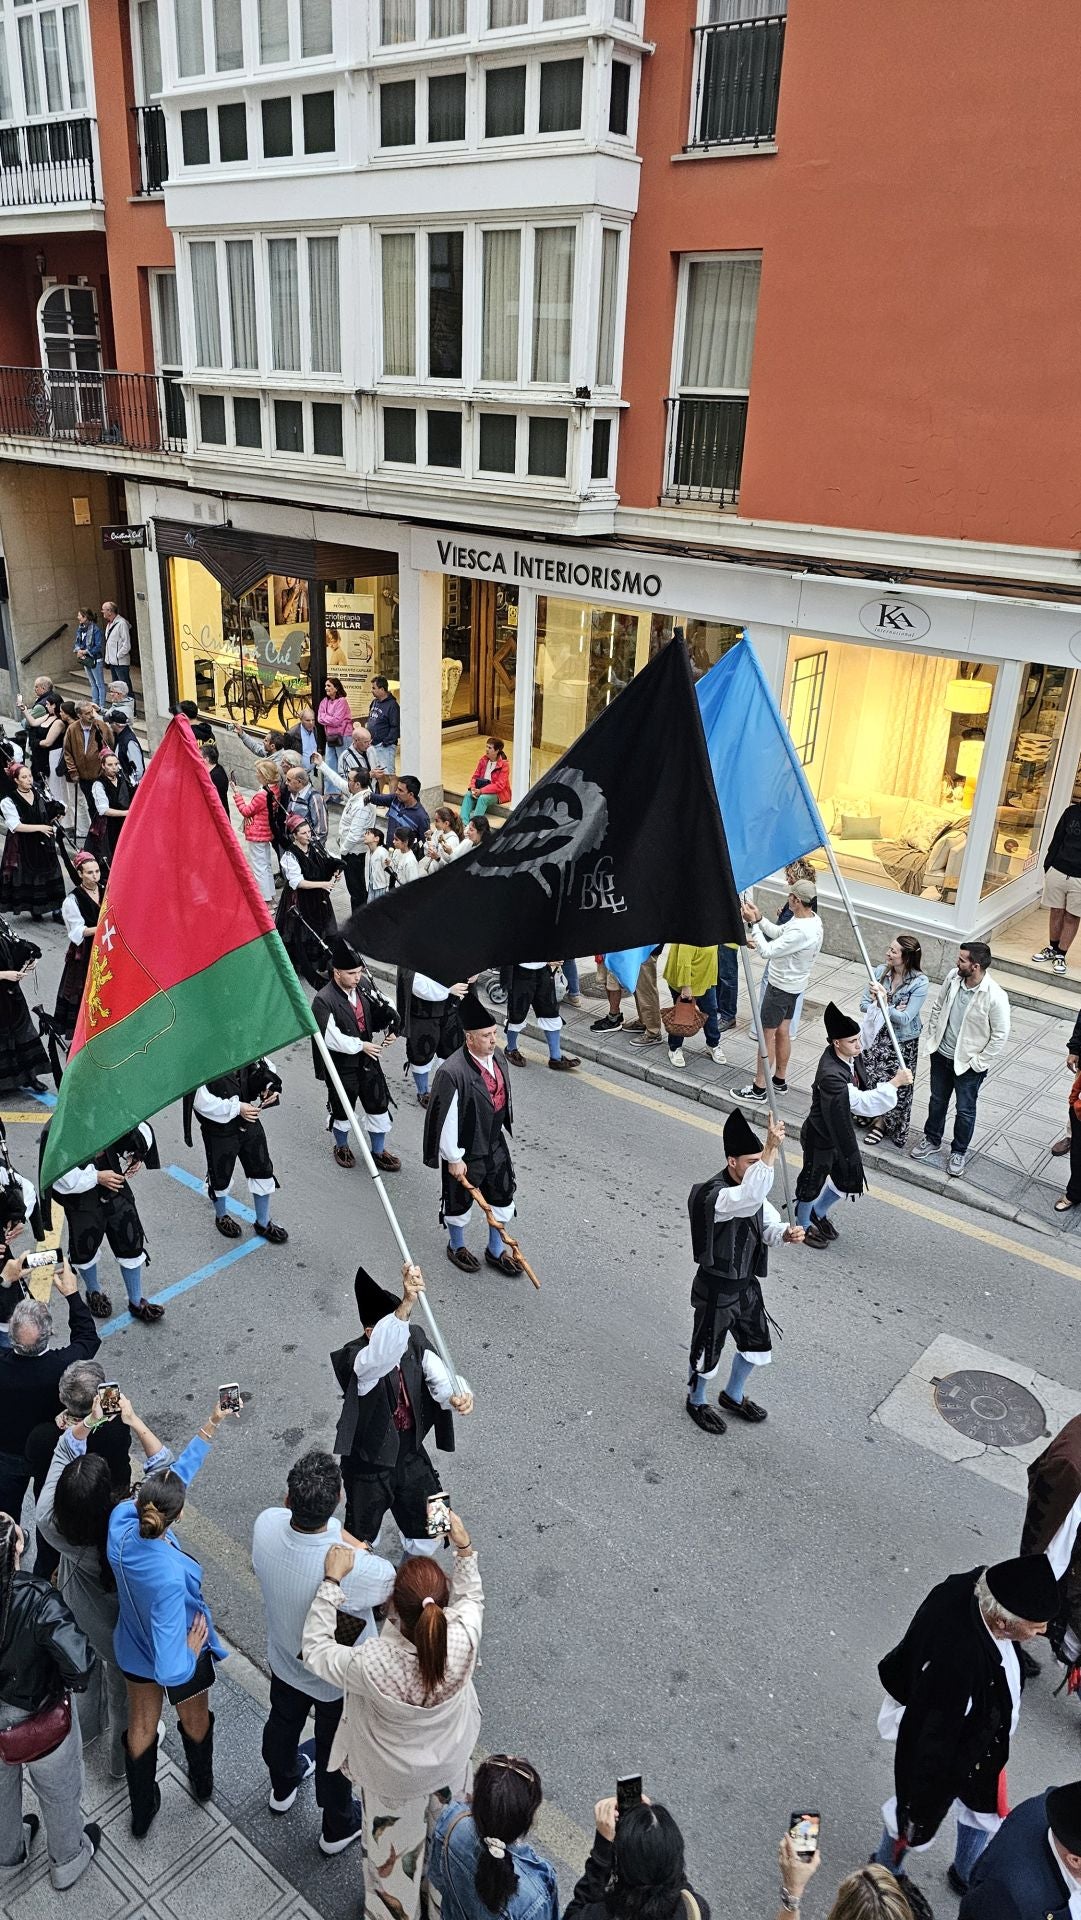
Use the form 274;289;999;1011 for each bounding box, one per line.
559;1056;1081;1283
0;1110;45;1122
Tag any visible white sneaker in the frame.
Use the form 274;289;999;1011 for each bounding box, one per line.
668;1047;686;1069
269;1746;316;1813
706;1044;727;1064
1031;945;1056;963
909;1136;942;1160
947;1152;967;1177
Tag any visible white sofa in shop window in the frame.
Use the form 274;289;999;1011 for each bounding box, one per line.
824;789;969;897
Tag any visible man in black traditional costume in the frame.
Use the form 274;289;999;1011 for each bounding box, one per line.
184;1057;288;1244
422;989;521;1275
312;939;400;1171
795;1000;910;1247
43;1119;164;1323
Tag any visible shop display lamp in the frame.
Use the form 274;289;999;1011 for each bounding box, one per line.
955;735;985;806
945;676;992;714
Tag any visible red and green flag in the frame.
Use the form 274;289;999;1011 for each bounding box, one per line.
40;716;315;1189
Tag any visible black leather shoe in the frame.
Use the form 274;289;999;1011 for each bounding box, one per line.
719;1391;768;1423
214;1213;242;1239
686;1396;726;1434
446;1244;481;1273
811;1210;839;1241
946;1864;969;1896
254;1220;289;1244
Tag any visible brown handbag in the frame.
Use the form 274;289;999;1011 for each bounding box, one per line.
662;999;707;1038
0;1693;71;1764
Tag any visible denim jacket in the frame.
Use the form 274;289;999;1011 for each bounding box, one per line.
859;964;929;1043
430;1805;559;1920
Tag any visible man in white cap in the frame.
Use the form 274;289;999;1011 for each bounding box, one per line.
731;877;823;1104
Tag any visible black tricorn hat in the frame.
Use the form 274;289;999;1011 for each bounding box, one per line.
460;990;497;1031
354;1265;400;1329
723;1108;762;1158
823;1000;860;1041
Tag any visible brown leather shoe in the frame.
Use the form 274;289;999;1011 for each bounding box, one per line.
1052;1135;1071;1156
485;1247;523;1275
505;1049;527;1066
803;1223;831;1249
373;1150;401;1172
548;1055;580;1071
446;1244;481;1272
417;1091;430;1108
333;1144;355;1169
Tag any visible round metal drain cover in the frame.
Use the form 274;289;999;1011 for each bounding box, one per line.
934;1370;1047;1448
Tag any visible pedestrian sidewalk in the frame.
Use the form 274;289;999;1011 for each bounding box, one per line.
553;950;1081;1238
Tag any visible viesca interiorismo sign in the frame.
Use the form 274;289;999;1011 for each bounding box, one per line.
434;537;664;600
101;524;147;551
859;597;931;640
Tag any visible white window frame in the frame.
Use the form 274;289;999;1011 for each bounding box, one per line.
3;0;93;120
255;0;335;70
482;0;589;33
667;248;760;498
370;49;594;156
169;0;246;79
149;266;181;376
174;86;337;174
130;0;164;102
193;385;348;464
182;230;343;382
377;0;469;50
688;0;787;150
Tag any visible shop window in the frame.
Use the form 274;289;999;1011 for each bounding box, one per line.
479;413;516;472
782;637;999;904
312;400;343;456
429;72;466;141
590;418;611;479
233;395;262;446
167;558;314;728
181;108;210;165
274;396;303;451
609;59;630;135
218;102;248;162
982;664;1074;898
381;79;416;146
485;66;526;137
533;597;649;779
383;406;417;462
427;408;462;468
527;415;567;477
538;58;583;134
199;392;227;443
262;96;293;157
303;90;335;153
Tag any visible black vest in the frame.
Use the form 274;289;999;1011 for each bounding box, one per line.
688;1171;767;1287
331;1323;454;1468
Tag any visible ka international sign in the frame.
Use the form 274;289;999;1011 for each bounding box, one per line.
858;597;932;640
412;530;666;603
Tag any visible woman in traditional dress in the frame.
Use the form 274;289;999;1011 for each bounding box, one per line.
0;917;48;1092
0;762;65;921
85;751;133;873
54;852;102;1042
857;934;929;1149
275;814;340;987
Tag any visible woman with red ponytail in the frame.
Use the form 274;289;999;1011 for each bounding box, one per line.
302;1507;482;1920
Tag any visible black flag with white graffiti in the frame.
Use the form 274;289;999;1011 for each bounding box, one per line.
344;638;746;978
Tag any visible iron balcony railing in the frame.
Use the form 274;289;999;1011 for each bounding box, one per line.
689;14;785;149
0;116;97;208
0;367;186;454
131;103;167;194
664;395;748;505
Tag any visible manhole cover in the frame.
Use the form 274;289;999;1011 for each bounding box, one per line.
933;1370;1047;1448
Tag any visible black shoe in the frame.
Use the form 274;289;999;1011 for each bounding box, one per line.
86;1288;113;1317
128;1297;165;1322
686;1396;727;1434
485;1247;523;1275
719;1390;768;1423
1018;1644;1041;1678
772;1077;788;1093
715;1018;736;1034
549;1055;580;1071
446;1244;481;1273
590;1012;624;1033
214;1213;243;1239
22;1077;46;1094
811;1210;839;1241
84;1822;101;1857
946;1864;969;1896
254;1219;289;1244
803;1223;831;1250
505;1048;527;1066
124;1732;161;1838
181;1711;214;1800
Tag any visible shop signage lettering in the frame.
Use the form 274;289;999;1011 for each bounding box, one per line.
435;538;663;600
101;524;147;550
859;597;931;640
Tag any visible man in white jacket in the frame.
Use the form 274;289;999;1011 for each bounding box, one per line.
911;941;1010;1177
732;878;825;1103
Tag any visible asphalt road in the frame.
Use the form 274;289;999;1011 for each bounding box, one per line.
16;915;1081;1917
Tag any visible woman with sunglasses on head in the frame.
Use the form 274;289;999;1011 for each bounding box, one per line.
430;1753;558;1920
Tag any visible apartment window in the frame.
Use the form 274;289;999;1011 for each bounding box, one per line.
383;407;416;462
14;1;89;114
308;235;340;372
595;227;619;386
151;267;186;439
233;395;262;446
428;230;463;379
538;59;582;133
275;397;303;452
301;0;332;55
217;101;247;161
613;0;634;17
199;393;227;443
787;649;825;765
312;400;343;455
668;254;759;501
485;66;525;138
431;0;466;35
381;0;415;43
428;409;462;468
136;1;163;98
268;236;301;369
226;238;258;368
303;89;335;152
609;59;630;135
691;0;786;150
428;72;466;142
174;0;205;76
213;0;242;69
478;413;515;472
488;0;526;21
190;241;222;364
181;107;210;164
381;80;415;147
258;0;288;60
262;96;293;156
531;226;574;383
590;417;611;479
481;228;520;381
382;232;416;376
542;0;584;14
527;415;567;477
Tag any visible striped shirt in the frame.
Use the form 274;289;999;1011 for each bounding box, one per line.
252;1509;396;1702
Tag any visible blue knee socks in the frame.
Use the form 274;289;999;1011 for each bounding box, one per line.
725;1353;756;1405
78;1261;98;1296
689;1374;708;1407
253;1192;271;1227
795;1199;814;1228
369;1131;386;1154
448;1222;466;1251
487;1223;504;1256
413;1066;430;1094
119;1262;143;1308
816;1183;842;1217
333;1123;349;1149
213;1192;228;1219
506;1026;523;1052
545;1029;562;1062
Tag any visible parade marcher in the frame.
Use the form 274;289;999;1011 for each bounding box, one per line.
423;989;522;1274
794;1003;910;1248
504;961;579;1072
53;852;101;1043
0;920;48;1093
872;1552;1060;1901
685;1109;804;1435
312;939;400;1172
183;1058;288;1245
104;686;144;787
960;1780;1081;1920
1016;1410;1081;1682
330;1262;473;1545
85;750;133;871
45;1121;165;1323
397;970;465;1106
0;763;64;921
275;814;340;989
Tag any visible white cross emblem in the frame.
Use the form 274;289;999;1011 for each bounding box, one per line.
100;919;116;953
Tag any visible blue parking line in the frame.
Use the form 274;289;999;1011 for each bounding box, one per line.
95;1161;267;1337
165;1162;258;1224
29;1089;55;1108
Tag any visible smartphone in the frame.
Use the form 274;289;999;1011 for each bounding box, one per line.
789;1813;821;1863
426;1491;451;1538
99;1382;121;1419
617;1775;643;1815
218;1382;242;1415
22;1251;57;1271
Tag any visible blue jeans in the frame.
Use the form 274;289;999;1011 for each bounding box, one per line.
925;1050;987;1155
83;660;106;707
324;741;342;774
669;987;720;1052
563;959;580;995
717;947;738;1025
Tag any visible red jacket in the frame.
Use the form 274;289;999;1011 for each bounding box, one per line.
468;752;511;805
233;786;273;842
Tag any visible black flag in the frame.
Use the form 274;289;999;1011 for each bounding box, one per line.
346;639;745;977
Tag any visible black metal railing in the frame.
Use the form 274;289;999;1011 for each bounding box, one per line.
689;14;785;149
0;367;186;453
0;116;97;207
664;395;748;504
131;103;168;194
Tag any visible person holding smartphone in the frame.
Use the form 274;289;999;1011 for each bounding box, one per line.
564;1791;709;1920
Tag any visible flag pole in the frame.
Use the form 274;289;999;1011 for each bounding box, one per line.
738;943;796;1222
821;846;906;1068
312;1028;466;1396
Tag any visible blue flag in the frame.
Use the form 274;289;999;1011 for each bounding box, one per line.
604;638;826;991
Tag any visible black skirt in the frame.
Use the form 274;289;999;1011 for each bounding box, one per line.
54;941;91;1039
0;831;64;915
276;889;336;988
0;985;47;1091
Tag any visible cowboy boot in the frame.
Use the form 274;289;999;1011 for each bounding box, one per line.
180;1711;214;1801
123;1732;161;1838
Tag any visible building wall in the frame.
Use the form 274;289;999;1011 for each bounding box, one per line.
87;0;174;372
0;237;113;367
0;465;118;688
621;0;1081;549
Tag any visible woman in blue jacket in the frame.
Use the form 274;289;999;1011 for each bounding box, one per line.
73;609;105;710
431;1755;558;1920
107;1399;239;1838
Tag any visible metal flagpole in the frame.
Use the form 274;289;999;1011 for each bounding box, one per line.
312;1027;466;1396
738;942;796;1222
821;845;906;1067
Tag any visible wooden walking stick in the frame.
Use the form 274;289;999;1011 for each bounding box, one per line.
453;1171;541;1290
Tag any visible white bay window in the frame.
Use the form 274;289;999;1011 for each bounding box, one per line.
186;231;342;381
